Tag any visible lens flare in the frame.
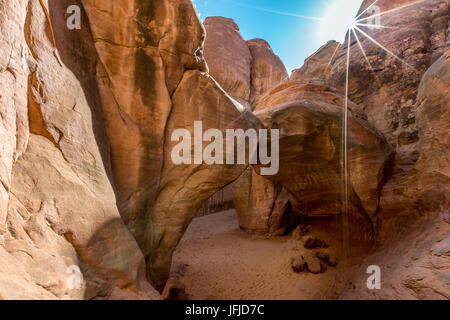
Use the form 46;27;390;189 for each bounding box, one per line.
317;0;363;45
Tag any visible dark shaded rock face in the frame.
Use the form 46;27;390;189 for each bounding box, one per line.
0;0;260;297
233;167;292;235
203;17;252;104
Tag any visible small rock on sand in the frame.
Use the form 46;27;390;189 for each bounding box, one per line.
303;236;327;249
291;252;323;274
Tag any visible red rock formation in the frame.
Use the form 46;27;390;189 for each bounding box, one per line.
204;17;252;104
0;0;448;301
0;0;160;299
233;167;291;235
144;70;261;290
327;0;449;241
290;40;340;83
253;82;393;248
339;51;450;300
203;17;289;109
202;17;290;228
0;0;260;297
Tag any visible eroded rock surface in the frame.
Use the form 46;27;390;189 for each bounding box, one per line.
0;0;160;299
0;0;259;298
233;167;291;235
0;0;448;301
247;38;289;105
204;17;252;103
253;82;393;248
330;0;449;145
203;17;288;109
328;1;449;230
144;70;261;290
81;1;261;291
290;40;340;83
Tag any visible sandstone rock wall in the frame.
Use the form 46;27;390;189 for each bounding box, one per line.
203;17;289;224
0;0;448;301
233;167;291;235
247;38;289;105
0;0;160;299
204;17;252;103
0;0;260;297
253;82;393;249
204;16;288;110
339;52;450;299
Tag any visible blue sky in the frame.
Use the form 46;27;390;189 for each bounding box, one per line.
193;0;364;74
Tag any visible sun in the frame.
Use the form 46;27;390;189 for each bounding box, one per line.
318;0;364;45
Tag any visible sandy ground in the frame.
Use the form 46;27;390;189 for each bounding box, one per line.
165;210;349;300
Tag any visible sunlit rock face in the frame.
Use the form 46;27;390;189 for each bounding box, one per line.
0;0;448;301
0;0;160;299
330;0;449;145
318;0;449;299
359;0;422;14
203;16;291;233
144;70;261;291
82;0;208;231
203;17;288;110
82;0;261;292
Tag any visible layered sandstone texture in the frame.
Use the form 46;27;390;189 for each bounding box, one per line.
0;0;259;298
233;167;291;235
0;0;448;301
287;0;449;298
0;0;160;300
203;17;252;107
204;17;288;109
340;51;450;300
254;82;393;250
82;0;260;292
290;40;340;84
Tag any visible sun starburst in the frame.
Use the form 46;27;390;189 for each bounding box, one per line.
327;0;438;256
